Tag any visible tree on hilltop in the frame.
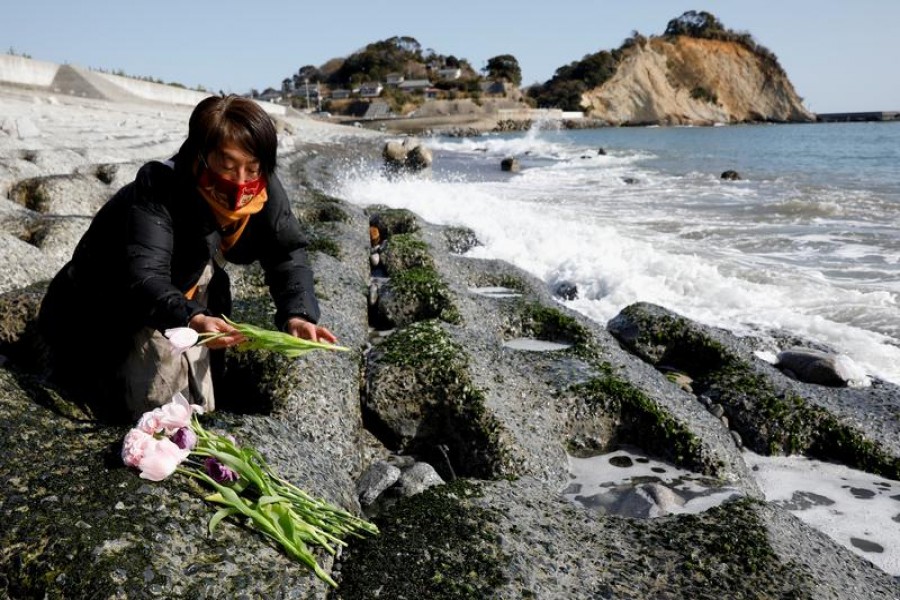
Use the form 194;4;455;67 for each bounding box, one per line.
528;49;618;110
664;11;726;38
294;65;322;85
663;11;783;71
484;54;522;86
329;36;425;84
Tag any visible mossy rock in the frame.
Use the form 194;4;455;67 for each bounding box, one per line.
381;233;434;276
608;301;730;375
504;301;594;357
0;371;337;598
570;369;713;474
444;226;481;255
630;497;814;597
217;296;298;415
334;481;508;598
366;206;420;240
365;320;515;479
296;202;350;225
609;302;900;479
307;235;342;259
471;272;529;294
0;280;50;373
375;266;460;328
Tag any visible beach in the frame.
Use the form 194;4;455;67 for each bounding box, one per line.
2;81;899;598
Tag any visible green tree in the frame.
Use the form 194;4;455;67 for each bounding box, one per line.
664;11;725;38
529;49;618;110
484;54;522;86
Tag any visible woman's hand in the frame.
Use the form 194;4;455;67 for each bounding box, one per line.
286;316;337;344
189;314;246;349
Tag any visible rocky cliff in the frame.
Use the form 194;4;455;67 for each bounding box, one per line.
583;36;814;125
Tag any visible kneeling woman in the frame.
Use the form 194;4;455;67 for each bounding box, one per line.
39;95;335;421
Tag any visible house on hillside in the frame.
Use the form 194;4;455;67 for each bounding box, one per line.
385;73;405;87
398;79;431;92
360;82;383;98
330;88;351;100
257;88;283;103
481;80;510;97
294;83;319;99
437;67;462;81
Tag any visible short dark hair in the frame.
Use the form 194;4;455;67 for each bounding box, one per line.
179;95;278;175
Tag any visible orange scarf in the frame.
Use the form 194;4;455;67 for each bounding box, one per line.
198;185;268;251
184;186;267;300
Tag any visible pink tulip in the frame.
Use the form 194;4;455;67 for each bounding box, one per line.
164;327;199;356
121;428;155;468
157;393;203;434
137;408;165;435
138;437;190;481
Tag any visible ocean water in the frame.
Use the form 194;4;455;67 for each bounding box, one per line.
331;121;900;384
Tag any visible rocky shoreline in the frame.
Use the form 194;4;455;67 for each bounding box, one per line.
1;89;898;598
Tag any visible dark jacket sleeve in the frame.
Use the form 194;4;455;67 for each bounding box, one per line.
256;173;321;329
125;164;207;331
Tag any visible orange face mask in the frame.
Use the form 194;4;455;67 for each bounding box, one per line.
197;163;266;211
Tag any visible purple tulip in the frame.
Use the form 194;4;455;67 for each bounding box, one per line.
171;427;197;451
204;457;239;484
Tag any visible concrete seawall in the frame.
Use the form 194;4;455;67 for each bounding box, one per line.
0;55;59;87
0;55;286;116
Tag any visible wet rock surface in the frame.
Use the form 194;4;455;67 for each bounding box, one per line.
0;103;898;598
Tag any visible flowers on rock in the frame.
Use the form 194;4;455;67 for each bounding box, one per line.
121;428;155;468
121;394;377;587
204;457;238;483
138;437;191;481
121;428;189;481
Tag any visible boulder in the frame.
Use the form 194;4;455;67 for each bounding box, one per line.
443;226;481;255
775;348;853;387
553;281;579;301
500;157;520;172
382;139;433;172
720;169;742;181
356;460;402;506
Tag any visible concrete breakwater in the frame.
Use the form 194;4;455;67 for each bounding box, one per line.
0;54;287;115
816;111;900;122
0;89;898;598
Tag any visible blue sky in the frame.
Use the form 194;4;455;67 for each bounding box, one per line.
3;1;898;113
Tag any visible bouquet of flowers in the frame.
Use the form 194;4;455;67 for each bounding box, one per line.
122;394;378;587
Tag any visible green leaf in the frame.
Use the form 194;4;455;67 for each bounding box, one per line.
258;495;289;506
209;507;238;534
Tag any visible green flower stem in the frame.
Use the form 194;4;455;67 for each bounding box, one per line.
222;315;351;356
178;418;377;587
180;468;338;587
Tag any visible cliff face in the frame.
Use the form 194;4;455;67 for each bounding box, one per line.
582;37;814;125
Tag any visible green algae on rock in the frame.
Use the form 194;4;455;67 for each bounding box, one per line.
332;480;508;599
366;206;421;241
365;320;517;479
381;233;435;275
375;266;461;327
569;370;715;475
609;302;900;479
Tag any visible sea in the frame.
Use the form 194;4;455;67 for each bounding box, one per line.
329;121;900;576
333;121;900;386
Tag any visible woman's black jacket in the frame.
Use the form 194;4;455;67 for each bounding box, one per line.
39;154;320;363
